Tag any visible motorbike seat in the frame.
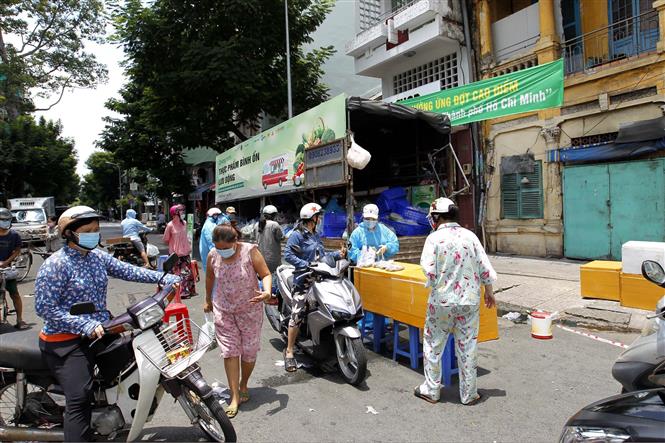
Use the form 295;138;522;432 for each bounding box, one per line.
0;327;49;371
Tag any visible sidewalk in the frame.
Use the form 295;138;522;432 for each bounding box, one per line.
490;254;651;332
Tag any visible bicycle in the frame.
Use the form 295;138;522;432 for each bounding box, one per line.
0;267;17;324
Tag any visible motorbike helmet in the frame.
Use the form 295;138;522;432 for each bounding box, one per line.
300;203;323;220
0;208;12;229
206;207;222;217
428;197;456;215
262;205;278;215
169;204;184;218
126;209;137;219
58;206;102;238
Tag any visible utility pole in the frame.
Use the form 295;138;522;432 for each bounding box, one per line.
285;0;293;119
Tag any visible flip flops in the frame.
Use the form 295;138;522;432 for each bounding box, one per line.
464;394;484;406
413;386;439;404
239;391;250;404
225;404;238;418
283;349;297;372
14;321;29;331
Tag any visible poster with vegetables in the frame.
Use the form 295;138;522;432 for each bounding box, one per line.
216;94;346;203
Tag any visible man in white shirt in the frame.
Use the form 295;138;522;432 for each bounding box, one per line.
415;198;497;405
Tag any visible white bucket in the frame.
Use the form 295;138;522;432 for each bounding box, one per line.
529;311;556;340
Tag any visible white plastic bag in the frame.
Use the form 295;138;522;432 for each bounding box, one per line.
200;312;217;350
357;245;376;268
346;133;372;170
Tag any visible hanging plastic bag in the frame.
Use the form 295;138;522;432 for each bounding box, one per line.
346;133;372;170
200;312;217;350
357;245;377;268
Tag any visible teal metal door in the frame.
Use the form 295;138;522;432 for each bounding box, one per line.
563;164;611;259
563;159;665;260
608;159;665;259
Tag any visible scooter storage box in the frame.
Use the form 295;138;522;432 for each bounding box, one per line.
620;273;665;311
580;261;621;301
621;241;665;275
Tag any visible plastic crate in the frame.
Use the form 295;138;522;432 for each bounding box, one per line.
322;224;346;238
386;220;430;236
323;212;346;226
394;201;429;225
380;187;407;200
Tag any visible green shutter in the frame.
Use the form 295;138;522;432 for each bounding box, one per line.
501;161;543;219
501;173;519;219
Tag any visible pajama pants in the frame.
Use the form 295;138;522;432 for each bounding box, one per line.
419;304;480;404
215;307;263;361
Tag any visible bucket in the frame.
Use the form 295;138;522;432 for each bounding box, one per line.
529;310;556;339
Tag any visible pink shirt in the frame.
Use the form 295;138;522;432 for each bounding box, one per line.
163;220;191;257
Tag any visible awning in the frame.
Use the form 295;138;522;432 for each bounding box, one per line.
347;96;451;152
615;116;665;144
547;137;665;164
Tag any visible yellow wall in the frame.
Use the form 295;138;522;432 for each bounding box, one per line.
580;0;609;62
490;0;537;23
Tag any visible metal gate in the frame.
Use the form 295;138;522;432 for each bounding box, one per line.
563;158;665;260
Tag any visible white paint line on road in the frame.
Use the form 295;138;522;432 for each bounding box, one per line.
555;324;629;349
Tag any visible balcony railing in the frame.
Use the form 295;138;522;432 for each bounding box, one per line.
358;0;421;33
563;10;659;75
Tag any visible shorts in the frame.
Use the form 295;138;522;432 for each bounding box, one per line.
131;239;145;253
214;308;263;361
4;279;18;295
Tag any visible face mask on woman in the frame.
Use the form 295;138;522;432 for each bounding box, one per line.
315;216;323;234
216;245;236;259
179;212;186;222
365;220;378;230
0;220;11;230
76;232;101;250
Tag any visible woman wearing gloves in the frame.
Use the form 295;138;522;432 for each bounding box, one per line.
348;204;399;264
35;206;179;441
199;207;229;274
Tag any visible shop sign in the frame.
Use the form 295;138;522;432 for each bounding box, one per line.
400;58;564;126
215;94;347;202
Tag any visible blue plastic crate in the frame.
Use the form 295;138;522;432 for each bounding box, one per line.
380;187;407;200
386;220;430;236
322;224;346;238
324;212;346;226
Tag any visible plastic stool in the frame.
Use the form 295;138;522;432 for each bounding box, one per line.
360;312;389;353
359;312;374;338
163;287;192;343
441;334;459;386
392;321;422;369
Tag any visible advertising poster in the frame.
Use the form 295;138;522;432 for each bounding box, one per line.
216;94;347;202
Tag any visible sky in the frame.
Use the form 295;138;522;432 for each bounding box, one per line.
30;0;379;177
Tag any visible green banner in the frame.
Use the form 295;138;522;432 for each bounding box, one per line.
216;94;347;202
400;59;564;126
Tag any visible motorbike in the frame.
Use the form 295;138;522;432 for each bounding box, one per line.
0;267;17;325
611;261;665;392
0;254;236;442
264;253;367;386
559;260;665;443
107;232;160;269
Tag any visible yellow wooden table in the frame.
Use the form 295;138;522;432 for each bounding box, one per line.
353;262;499;345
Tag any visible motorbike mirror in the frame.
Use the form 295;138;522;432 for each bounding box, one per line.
642;260;665;287
163;253;178;274
70;302;96;316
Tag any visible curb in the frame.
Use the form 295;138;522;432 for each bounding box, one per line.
496;301;643;333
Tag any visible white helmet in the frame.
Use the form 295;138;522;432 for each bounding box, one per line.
428;197;456;215
262;205;278;215
206;207;222;217
300;203;323;220
362;204;379;220
58;206;101;237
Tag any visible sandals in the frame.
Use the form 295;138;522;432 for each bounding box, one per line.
413;386;439;404
14;321;29;331
464;394;484;406
225;404;238;419
239;391;250;404
283;349;297;373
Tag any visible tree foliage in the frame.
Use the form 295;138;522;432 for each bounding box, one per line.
0;115;79;203
79;151;120;210
98;0;335;199
0;0;108;118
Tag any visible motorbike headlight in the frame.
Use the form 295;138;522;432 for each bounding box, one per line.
641;317;659;337
559;426;630;443
330;310;353;321
136;304;165;329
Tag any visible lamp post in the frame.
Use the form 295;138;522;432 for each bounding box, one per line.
285;0;293;119
105;161;122;220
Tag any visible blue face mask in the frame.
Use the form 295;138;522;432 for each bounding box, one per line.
76;232;100;250
365;220;378;230
216;245;236;259
0;220;11;230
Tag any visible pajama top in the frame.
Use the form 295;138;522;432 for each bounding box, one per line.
420;222;497;306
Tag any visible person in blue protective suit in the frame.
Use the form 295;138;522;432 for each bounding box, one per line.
348;203;399;264
121;208;152;267
199;207;229;273
282;202;346;372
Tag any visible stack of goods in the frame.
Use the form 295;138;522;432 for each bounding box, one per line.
377;187;430;236
321;211;346;238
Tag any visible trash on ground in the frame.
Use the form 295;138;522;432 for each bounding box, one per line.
366;406;379;415
502;312;521;321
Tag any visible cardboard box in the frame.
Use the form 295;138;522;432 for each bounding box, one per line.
620;273;665;311
580;261;622;301
621;241;665;275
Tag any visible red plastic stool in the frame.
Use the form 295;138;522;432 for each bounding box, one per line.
163;286;193;343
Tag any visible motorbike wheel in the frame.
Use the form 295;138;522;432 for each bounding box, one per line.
0;377;50;427
14;251;32;282
180;386;236;442
264;304;282;333
336;336;367;386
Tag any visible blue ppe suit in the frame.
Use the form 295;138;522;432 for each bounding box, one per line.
348;221;399;264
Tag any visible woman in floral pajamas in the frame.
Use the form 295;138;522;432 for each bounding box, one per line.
415;198;497;405
203;224;272;418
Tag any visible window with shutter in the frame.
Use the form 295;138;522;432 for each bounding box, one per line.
501;161;544;219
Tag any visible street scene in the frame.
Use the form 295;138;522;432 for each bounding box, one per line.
1;0;665;442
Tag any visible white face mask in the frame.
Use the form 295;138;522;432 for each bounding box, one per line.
365;220;378;230
179;213;186;222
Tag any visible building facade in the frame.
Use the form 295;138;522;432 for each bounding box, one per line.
476;0;665;259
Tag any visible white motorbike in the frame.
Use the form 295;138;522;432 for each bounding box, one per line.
0;255;236;442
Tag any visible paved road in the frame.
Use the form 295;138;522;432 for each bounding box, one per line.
4;225;640;442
